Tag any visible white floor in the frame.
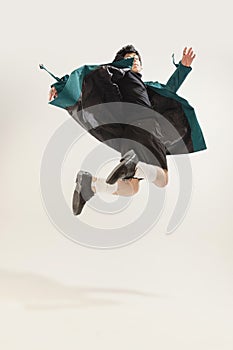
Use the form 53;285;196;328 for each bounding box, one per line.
1;190;233;349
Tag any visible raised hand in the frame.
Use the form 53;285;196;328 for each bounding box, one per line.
181;47;196;67
49;86;58;101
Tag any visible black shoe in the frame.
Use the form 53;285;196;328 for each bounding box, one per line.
106;150;139;185
72;171;95;215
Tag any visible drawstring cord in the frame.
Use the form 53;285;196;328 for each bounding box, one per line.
172;53;179;68
39;64;61;82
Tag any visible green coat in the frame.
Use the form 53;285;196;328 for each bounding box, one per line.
41;57;207;154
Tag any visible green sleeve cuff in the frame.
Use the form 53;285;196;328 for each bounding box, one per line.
51;74;69;93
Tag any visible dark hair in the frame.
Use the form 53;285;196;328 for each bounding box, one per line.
113;44;142;64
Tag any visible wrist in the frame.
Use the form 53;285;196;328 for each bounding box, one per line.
180;61;192;70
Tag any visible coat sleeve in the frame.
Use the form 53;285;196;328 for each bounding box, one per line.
165;62;192;93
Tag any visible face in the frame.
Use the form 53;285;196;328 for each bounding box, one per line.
124;52;142;73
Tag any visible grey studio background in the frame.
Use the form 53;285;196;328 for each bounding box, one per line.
1;0;233;349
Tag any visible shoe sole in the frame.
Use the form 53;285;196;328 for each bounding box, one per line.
106;154;138;184
72;171;86;215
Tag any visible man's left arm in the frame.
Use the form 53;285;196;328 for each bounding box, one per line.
165;47;196;93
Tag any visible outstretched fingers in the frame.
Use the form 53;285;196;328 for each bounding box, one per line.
187;47;196;59
181;46;196;67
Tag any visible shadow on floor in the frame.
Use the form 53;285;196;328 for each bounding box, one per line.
0;269;168;310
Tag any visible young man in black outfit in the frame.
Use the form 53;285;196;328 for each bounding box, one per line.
49;45;196;215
